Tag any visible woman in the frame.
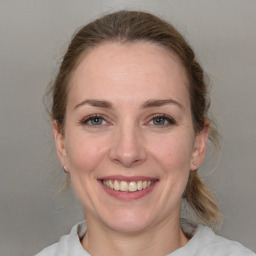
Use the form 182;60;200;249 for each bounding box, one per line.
37;11;255;256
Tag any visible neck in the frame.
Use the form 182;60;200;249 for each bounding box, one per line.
82;215;189;256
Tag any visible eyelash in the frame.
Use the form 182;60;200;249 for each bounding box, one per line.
80;114;108;127
79;114;176;127
149;114;176;127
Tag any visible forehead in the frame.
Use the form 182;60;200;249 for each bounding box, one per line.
68;41;189;108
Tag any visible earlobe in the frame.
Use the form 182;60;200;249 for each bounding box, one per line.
53;120;67;165
190;120;209;171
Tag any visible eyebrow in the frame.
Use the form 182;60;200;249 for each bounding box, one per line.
73;98;183;111
141;99;184;110
74;99;113;110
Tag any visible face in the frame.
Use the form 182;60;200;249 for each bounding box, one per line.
54;42;208;234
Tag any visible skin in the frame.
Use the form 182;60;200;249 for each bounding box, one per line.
54;41;208;256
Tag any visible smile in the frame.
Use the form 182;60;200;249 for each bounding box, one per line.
102;180;153;192
99;176;159;200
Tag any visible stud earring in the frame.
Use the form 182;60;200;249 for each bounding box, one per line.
63;166;68;173
193;162;197;166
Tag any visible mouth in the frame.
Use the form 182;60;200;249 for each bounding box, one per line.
98;176;158;200
101;179;155;192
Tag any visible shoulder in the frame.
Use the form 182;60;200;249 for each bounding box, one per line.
35;221;88;256
35;242;60;256
172;221;255;256
207;228;255;255
186;225;255;256
35;234;69;256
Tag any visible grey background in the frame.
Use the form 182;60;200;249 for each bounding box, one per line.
0;1;255;255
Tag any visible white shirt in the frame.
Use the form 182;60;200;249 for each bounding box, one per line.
36;220;255;256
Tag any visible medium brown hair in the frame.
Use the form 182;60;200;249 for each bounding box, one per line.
48;10;222;228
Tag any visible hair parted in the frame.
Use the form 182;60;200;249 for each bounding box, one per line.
48;10;222;229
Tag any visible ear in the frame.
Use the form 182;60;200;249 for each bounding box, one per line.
190;119;209;171
53;120;68;170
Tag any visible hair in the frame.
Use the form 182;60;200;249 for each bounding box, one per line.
48;10;222;229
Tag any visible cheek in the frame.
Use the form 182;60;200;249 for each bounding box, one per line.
149;133;194;174
65;133;108;174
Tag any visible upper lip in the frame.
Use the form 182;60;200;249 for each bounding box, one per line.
98;175;159;182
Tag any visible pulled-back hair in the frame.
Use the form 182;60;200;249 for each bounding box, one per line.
48;10;222;229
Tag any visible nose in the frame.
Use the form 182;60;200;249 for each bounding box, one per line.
109;123;147;168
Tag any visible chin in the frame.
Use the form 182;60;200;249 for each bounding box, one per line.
99;209;158;234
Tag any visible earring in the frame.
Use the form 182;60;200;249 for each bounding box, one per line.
63;166;68;173
193;162;197;166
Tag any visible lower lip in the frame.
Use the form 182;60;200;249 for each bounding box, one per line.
99;181;158;201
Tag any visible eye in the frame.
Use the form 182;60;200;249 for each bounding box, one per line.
81;115;107;126
150;115;176;126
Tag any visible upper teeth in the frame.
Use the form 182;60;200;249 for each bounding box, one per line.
103;180;153;192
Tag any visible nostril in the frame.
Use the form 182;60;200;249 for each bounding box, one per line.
108;130;147;167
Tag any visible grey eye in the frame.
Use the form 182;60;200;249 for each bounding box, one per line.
89;117;104;125
150;115;176;126
152;117;168;125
